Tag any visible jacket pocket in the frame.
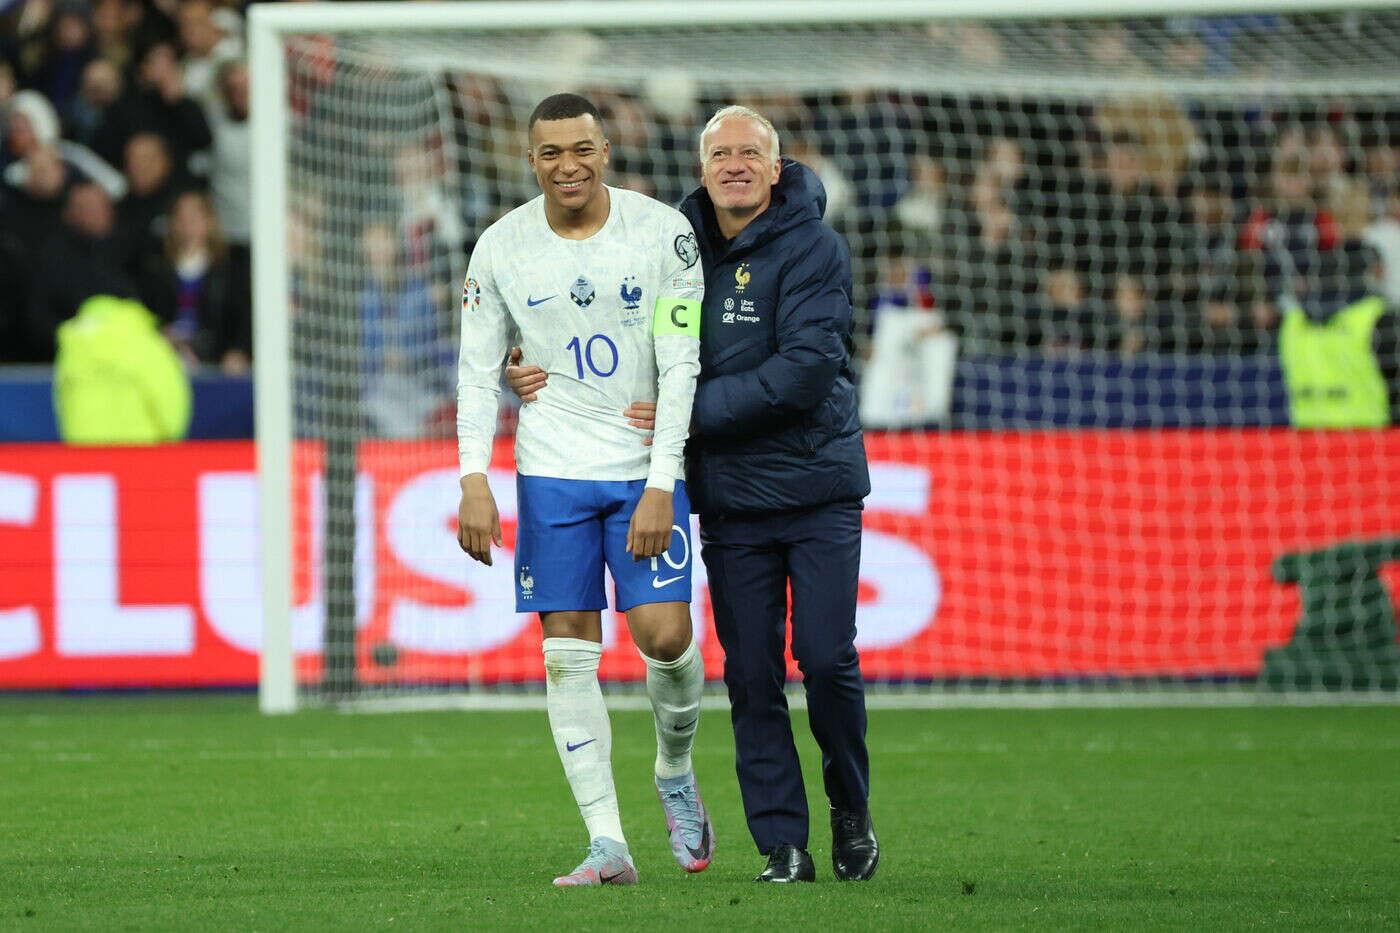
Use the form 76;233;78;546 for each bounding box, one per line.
706;334;766;373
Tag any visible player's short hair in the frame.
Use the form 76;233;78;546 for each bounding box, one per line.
699;105;780;162
528;93;604;133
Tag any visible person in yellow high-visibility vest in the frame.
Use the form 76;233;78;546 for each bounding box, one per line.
53;295;192;444
1277;242;1398;429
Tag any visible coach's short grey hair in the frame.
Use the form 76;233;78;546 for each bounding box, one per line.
699;105;780;162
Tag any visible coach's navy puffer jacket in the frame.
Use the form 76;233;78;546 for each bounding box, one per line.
679;159;870;518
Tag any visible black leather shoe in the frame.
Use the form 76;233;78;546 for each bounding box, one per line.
755;844;815;882
830;806;879;881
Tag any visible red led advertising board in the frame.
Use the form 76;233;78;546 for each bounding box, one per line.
1;431;1396;688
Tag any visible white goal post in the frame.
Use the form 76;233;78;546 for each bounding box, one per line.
251;0;1400;712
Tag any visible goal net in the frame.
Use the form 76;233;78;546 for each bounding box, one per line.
251;1;1400;710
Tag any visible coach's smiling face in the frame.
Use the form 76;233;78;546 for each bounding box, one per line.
529;114;610;218
701;115;781;238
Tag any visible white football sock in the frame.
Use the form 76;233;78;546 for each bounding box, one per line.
542;637;625;846
640;638;704;779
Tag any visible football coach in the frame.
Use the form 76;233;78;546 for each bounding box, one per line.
508;104;876;883
643;104;875;884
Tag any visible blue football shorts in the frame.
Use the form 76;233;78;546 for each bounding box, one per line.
514;475;693;613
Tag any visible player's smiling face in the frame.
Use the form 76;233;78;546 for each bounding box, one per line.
701;116;781;219
529;115;610;214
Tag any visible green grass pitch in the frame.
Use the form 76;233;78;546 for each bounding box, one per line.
1;695;1397;930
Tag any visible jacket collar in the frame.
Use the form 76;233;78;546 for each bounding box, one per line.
680;158;828;263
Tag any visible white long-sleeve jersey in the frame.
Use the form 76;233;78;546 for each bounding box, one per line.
456;186;704;489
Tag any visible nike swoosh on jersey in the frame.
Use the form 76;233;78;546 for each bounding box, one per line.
566;738;596;752
652;575;685;588
526;294;555;306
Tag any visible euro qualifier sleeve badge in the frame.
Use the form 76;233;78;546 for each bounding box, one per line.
654;297;701;338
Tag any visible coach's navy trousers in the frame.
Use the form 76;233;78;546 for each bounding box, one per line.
701;499;870;854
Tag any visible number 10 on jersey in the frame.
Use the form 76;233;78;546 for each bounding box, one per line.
566;334;619;379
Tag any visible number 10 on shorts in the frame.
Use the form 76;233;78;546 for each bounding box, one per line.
651;523;690;575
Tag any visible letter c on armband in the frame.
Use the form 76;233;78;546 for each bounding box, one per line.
654;297;701;338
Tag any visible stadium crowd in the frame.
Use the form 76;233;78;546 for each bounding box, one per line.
3;4;1398;433
0;0;250;369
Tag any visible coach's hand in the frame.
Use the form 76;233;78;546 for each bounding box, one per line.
457;473;502;565
627;487;673;560
623;401;656;447
506;347;548;401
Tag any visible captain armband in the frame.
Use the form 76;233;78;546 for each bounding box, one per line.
653;297;701;338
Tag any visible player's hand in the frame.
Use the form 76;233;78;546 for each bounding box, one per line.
457;474;502;565
505;346;548;402
623;401;656;447
626;487;673;560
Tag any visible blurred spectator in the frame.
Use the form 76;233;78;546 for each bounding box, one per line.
0;53;18;113
1074;131;1176;289
600;95;654;180
969;137;1026;253
286;188;327;317
115;131;176;265
2;144;68;250
785;135;855;229
7;87;60;168
0;145;69;361
203;56;247;247
1087;22;1146;72
1364;189;1400;310
93;38;211;182
138;188;250;372
859;254;957;428
1307;123;1350;206
27;180;138;360
1110;273;1164;357
68;58;123;147
893;153;946;246
54;294;191;443
1025;265;1100;352
1278;241;1399;428
1096;95;1197;197
448;72;511;238
19;0;96;123
357;222;451;438
1360;130;1397;205
1239;148;1339;315
5;89;126;197
1169;172;1246;352
939;137;1034;354
177;0;241;101
392;140;460;267
91;0;142;73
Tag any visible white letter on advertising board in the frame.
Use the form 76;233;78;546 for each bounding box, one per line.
54;474;195;656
